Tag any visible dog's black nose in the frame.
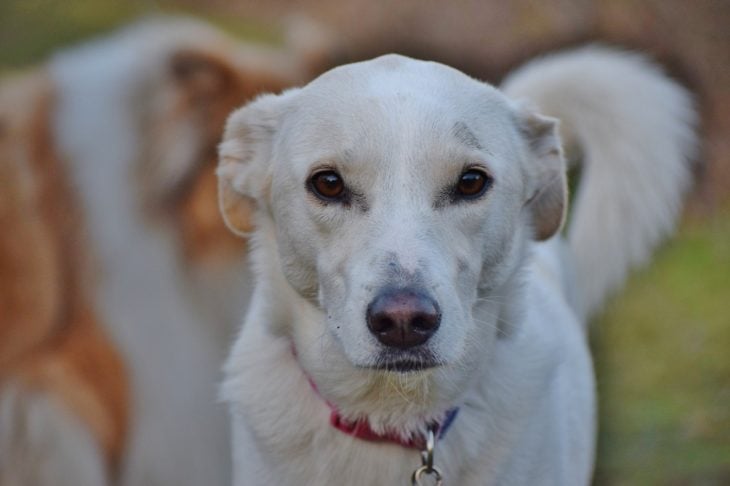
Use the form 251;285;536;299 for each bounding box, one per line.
366;289;441;349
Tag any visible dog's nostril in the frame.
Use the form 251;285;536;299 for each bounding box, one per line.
369;315;395;334
411;314;438;331
366;289;441;349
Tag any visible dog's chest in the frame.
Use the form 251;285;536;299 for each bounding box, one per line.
234;422;453;486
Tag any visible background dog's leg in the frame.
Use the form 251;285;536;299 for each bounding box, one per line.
0;385;109;486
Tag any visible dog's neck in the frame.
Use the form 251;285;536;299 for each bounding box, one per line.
292;343;460;449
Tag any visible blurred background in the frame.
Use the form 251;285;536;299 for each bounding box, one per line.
1;0;728;484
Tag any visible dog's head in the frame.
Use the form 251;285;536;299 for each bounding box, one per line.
219;54;566;425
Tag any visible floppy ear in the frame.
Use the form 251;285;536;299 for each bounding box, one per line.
217;92;290;236
144;47;245;207
519;110;568;241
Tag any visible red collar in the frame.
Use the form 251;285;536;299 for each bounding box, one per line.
328;406;459;450
300;360;459;449
330;411;428;449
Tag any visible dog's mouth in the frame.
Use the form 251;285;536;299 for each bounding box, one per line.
366;348;442;373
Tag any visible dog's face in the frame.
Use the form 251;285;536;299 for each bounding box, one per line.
219;55;566;419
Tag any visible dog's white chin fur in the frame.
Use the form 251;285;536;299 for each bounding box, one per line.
221;48;696;484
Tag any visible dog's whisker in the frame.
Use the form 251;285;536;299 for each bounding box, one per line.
473;295;510;305
472;311;514;338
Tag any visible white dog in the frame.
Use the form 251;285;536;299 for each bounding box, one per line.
217;47;696;485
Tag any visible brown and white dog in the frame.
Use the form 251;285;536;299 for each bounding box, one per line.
0;16;331;486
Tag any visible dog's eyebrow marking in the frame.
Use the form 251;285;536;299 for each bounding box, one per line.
452;122;482;150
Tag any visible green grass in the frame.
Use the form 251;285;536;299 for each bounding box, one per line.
592;211;730;485
0;0;140;69
0;0;282;72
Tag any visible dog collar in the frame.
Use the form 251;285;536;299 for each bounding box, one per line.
295;346;459;449
329;403;459;450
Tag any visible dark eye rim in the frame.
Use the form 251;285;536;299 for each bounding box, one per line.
307;169;348;202
455;167;493;200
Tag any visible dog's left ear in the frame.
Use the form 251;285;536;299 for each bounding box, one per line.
518;110;568;241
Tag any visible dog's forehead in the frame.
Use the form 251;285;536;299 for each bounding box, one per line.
301;54;501;113
280;55;517;166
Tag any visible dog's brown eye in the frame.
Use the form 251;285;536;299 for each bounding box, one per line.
456;169;491;198
310;170;345;200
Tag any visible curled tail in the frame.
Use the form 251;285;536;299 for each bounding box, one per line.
502;46;698;320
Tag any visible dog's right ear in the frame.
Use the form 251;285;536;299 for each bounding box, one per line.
217;92;292;236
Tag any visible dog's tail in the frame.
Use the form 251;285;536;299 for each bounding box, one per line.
502;46;698;320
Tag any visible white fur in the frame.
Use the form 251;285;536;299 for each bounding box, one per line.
220;49;696;485
502;46;698;320
0;384;107;486
50;18;252;486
